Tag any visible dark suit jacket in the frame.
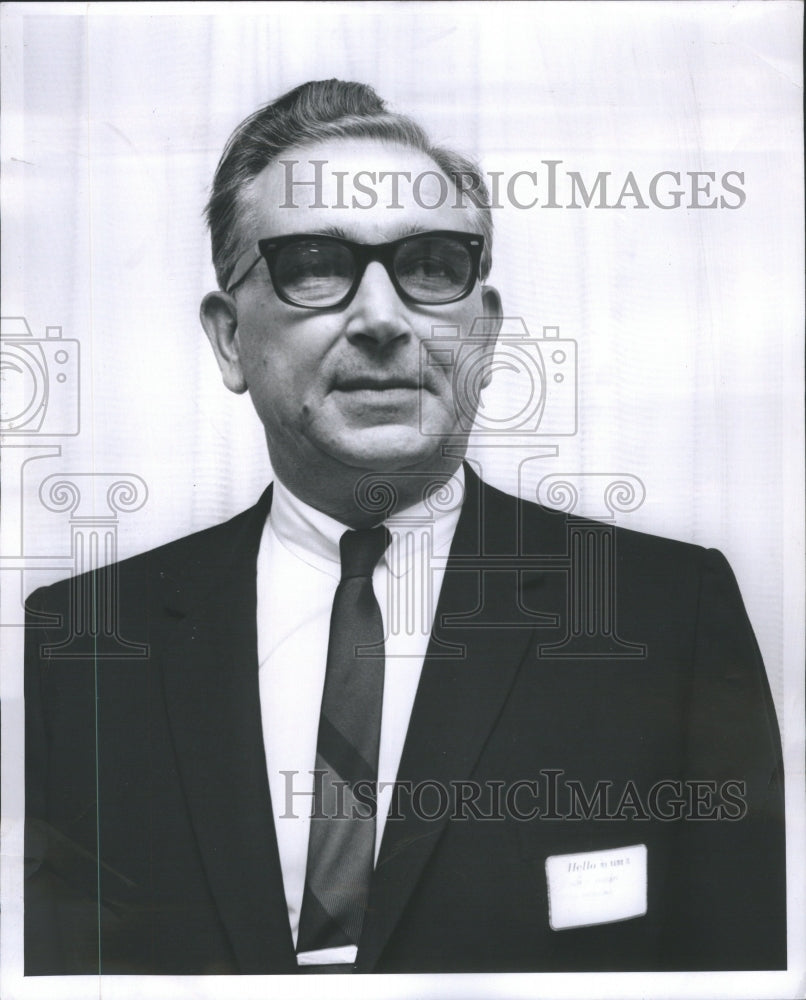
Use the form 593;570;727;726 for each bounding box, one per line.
24;467;786;974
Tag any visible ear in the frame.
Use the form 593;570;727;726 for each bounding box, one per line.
200;291;248;394
478;284;503;388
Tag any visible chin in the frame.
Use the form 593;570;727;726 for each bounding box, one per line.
325;425;452;473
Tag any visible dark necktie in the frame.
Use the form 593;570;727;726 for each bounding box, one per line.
296;524;391;954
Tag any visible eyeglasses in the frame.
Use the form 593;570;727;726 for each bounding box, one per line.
224;230;485;308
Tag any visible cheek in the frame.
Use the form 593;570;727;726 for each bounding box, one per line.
241;328;329;422
458;293;490;333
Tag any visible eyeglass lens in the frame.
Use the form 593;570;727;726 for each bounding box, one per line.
274;240;354;306
271;234;475;307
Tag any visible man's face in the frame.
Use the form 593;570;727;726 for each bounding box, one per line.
203;138;501;490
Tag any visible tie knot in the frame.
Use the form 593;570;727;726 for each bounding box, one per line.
339;525;391;580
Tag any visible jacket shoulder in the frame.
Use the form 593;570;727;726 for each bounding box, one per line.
26;486;272;613
477;472;714;566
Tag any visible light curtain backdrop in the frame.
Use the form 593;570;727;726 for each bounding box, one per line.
3;2;802;726
2;4;805;998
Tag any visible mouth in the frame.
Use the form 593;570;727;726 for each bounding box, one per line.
334;377;421;392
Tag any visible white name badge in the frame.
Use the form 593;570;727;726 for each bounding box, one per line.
545;843;647;931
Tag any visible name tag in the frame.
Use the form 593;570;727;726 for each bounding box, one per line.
545;843;647;931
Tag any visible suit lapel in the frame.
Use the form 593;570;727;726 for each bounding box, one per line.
357;467;557;971
158;487;297;973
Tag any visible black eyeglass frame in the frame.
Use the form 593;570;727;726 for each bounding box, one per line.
224;230;485;308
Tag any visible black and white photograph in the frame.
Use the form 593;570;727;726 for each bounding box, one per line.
1;3;803;998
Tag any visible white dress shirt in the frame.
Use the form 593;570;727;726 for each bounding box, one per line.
256;469;464;965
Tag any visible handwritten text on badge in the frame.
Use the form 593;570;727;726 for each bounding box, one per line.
545;843;647;930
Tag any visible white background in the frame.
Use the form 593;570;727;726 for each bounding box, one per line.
1;3;804;998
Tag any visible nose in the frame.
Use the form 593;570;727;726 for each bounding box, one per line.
343;261;411;349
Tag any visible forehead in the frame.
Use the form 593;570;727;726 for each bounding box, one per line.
241;137;482;244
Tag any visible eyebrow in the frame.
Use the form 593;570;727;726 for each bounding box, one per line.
308;223;432;243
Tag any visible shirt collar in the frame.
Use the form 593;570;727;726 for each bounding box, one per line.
268;466;466;579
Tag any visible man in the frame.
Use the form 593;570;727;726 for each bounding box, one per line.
24;79;786;975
